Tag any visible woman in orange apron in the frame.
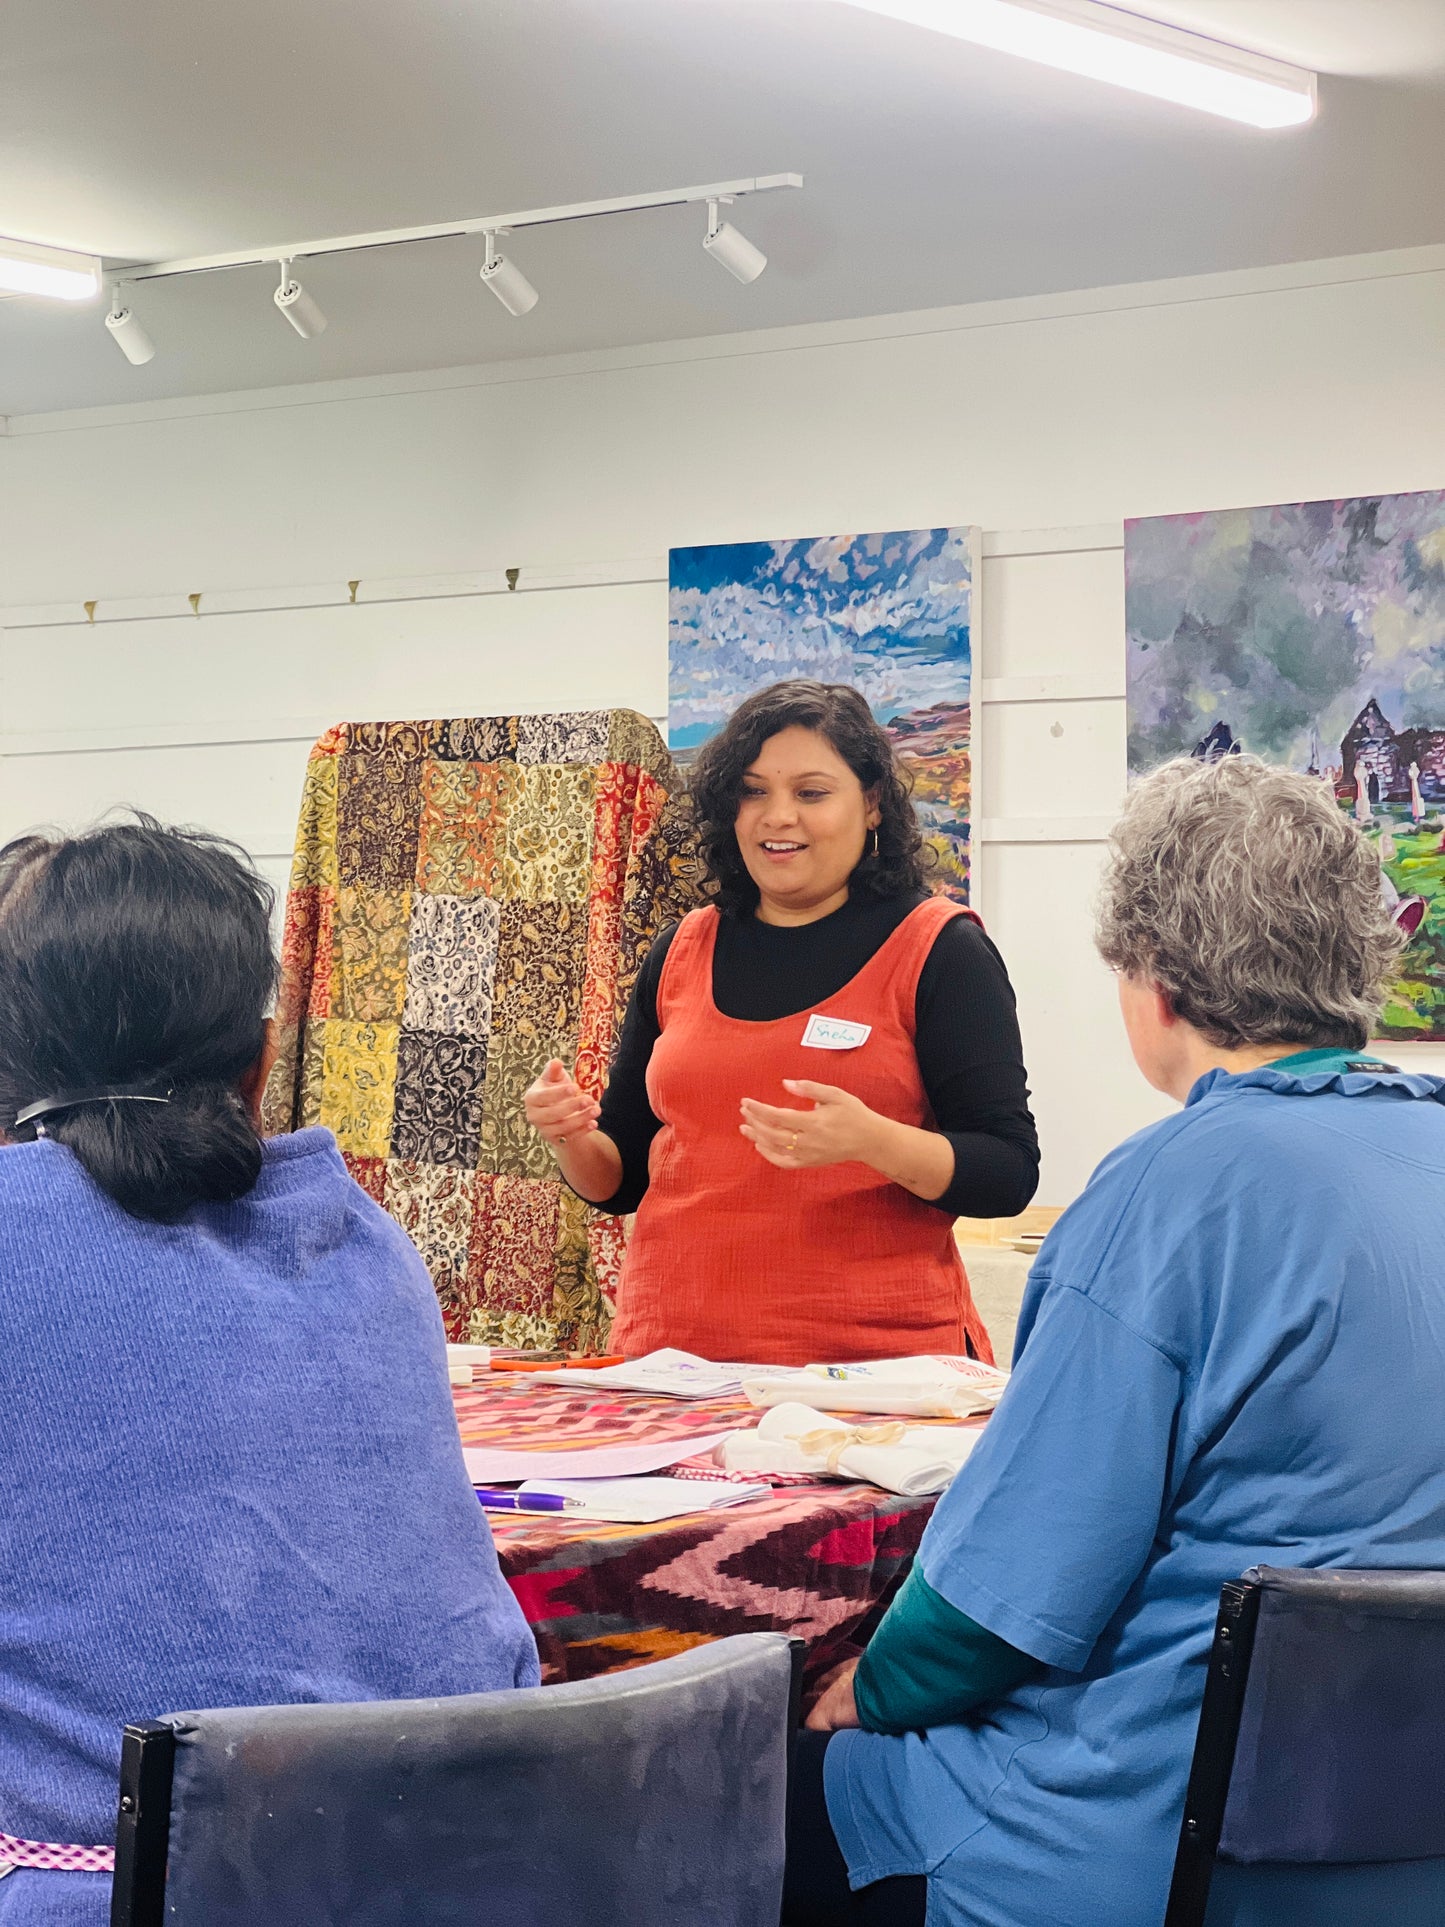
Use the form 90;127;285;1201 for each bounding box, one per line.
524;680;1039;1367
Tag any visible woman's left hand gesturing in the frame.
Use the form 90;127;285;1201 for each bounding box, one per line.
740;1080;881;1170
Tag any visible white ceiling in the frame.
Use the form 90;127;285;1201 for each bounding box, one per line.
1;0;1443;416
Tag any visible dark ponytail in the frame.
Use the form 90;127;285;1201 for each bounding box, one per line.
0;818;277;1223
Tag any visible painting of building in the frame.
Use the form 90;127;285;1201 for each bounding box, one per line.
669;528;976;900
1127;489;1445;1040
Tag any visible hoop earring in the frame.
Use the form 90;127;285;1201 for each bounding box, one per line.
867;827;879;859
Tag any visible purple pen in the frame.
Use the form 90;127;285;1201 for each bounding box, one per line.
474;1487;578;1512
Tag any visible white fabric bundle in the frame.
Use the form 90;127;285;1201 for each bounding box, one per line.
718;1402;984;1496
741;1354;1009;1418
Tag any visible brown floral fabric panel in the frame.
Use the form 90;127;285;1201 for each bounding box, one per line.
491;901;587;1040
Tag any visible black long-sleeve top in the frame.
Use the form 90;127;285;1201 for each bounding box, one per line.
596;890;1040;1219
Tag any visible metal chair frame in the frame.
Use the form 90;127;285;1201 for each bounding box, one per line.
1163;1576;1265;1927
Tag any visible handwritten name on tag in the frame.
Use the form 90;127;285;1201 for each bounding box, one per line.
802;1014;873;1051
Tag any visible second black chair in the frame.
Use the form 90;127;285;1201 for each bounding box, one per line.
1165;1565;1445;1927
111;1632;803;1927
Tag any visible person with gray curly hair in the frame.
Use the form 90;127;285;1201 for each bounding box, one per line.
1097;755;1404;1072
789;755;1445;1927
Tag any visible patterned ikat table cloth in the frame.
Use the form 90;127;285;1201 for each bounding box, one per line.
454;1377;936;1700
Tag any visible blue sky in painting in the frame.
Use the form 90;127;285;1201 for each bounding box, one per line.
669;528;972;747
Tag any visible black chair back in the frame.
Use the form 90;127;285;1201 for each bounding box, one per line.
111;1632;803;1927
1165;1566;1445;1927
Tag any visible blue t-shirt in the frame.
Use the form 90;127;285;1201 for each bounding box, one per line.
0;1129;539;1926
827;1062;1445;1927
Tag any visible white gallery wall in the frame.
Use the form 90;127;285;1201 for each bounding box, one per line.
3;240;1444;1206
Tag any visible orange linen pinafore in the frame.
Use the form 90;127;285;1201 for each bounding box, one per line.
609;897;994;1368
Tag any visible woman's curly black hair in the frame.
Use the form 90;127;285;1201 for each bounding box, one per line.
689;680;931;915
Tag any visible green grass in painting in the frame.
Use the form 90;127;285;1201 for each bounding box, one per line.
1367;810;1445;1040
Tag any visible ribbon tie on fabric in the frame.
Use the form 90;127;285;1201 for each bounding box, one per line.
797;1421;910;1474
0;1830;115;1873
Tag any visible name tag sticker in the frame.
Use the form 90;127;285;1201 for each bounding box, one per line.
801;1014;873;1051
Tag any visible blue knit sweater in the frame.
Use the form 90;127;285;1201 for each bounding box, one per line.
0;1128;539;1925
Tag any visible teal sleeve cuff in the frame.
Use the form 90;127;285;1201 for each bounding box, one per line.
854;1562;1040;1735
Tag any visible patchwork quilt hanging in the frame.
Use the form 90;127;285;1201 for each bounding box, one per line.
264;710;703;1351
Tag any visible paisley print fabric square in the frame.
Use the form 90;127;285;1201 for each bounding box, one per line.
391;1030;488;1169
402;893;500;1037
333;884;411;1024
318;1018;400;1160
338;750;422;888
516;711;611;767
468;1175;563;1337
498;765;597;903
574;764;636;1095
266;710;701;1351
554;1188;611;1355
477;1030;565;1181
306;890;336;1023
277;886;328;1029
289;749;340;891
385;1159;478;1332
429;715;519;764
344;1153;388;1205
617;770;705;1021
346;720;435;762
414;760;519;898
492;900;586;1040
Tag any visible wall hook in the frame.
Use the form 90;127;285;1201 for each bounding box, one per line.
188;592;202;616
83;600;97;624
505;567;520;592
348;580;360;604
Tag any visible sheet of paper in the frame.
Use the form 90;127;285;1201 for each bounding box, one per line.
532;1348;790;1400
463;1430;733;1485
519;1476;771;1523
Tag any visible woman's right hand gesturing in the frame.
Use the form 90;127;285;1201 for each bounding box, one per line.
523;1059;601;1146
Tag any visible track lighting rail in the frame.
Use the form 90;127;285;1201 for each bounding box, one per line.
127;173;804;282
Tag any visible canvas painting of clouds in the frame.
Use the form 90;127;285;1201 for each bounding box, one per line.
1126;490;1445;1040
669;528;976;900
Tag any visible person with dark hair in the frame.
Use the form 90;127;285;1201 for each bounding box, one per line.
524;680;1039;1366
0;817;537;1922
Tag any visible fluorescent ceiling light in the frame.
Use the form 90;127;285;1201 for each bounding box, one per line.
838;0;1317;129
0;236;102;301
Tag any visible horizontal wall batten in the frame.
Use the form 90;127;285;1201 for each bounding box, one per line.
0;558;669;631
981;526;1122;560
0;528;1127;633
1;725;331;759
977;674;1124;705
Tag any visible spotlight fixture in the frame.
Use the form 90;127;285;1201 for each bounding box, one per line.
274;260;327;338
480;231;539;317
702;199;767;284
0;235;101;301
104;286;156;365
837;0;1317;129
